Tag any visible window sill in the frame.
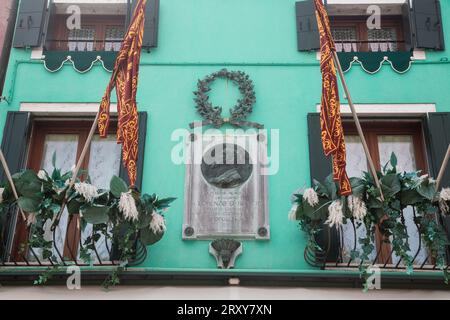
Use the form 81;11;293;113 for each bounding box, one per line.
0;267;448;289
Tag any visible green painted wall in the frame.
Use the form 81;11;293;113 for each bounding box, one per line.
1;0;450;272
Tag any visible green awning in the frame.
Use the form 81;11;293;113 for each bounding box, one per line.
338;51;414;74
42;51;117;73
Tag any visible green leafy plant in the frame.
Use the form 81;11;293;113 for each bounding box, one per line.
290;152;450;283
0;158;176;288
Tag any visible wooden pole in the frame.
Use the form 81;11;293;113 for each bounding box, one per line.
51;113;100;231
0;150;27;221
436;144;450;191
331;51;385;201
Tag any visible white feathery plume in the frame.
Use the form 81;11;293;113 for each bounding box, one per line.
27;213;37;227
37;170;48;181
303;188;319;207
71;165;76;176
326;200;344;228
288;204;298;221
439;188;450;213
348;195;367;220
0;187;4;204
74;182;99;202
119;191;139;221
150;211;166;234
440;188;450;201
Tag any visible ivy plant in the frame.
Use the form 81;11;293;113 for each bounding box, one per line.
291;152;450;284
0;159;176;288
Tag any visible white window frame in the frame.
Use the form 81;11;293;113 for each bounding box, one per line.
20;102;118;115
315;103;436;116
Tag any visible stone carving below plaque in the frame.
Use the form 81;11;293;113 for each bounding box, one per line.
183;133;270;240
209;239;242;269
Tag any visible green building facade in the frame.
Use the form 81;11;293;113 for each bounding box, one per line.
1;0;450;286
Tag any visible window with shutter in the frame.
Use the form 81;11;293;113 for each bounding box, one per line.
45;0;160;52
342;122;429;265
296;1;445;53
45;3;126;52
331;17;405;53
307;114;450;265
4;114;147;263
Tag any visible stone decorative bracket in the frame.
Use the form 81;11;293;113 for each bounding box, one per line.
209;239;242;269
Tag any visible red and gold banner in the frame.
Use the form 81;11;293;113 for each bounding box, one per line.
314;0;352;196
98;0;147;187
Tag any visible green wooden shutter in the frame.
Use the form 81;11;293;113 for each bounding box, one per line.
427;113;450;188
307;113;332;183
119;112;148;190
0;112;32;181
296;0;320;52
125;0;132;28
425;112;450;253
143;0;159;49
13;0;48;48
401;2;413;51
129;0;138;25
0;111;32;262
412;0;445;50
128;0;160;49
307;113;340;263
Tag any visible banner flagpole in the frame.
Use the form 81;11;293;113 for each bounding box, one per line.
0;150;27;221
315;0;384;200
51;0;147;230
331;51;384;201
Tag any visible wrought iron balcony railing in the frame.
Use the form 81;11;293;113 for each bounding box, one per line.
305;208;450;272
0;207;147;267
334;40;406;53
45;39;123;52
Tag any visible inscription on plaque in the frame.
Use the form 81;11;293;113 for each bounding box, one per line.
183;134;269;240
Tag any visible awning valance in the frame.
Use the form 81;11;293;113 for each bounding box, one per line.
338;52;414;74
42;51;117;73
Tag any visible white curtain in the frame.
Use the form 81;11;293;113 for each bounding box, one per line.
68;27;95;52
28;134;78;263
105;26;125;52
332;27;358;52
78;135;121;263
341;136;377;263
378;135;429;266
368;27;398;52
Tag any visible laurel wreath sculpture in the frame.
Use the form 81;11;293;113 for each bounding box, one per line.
192;69;262;129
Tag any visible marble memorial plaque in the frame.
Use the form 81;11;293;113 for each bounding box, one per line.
183;133;269;240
